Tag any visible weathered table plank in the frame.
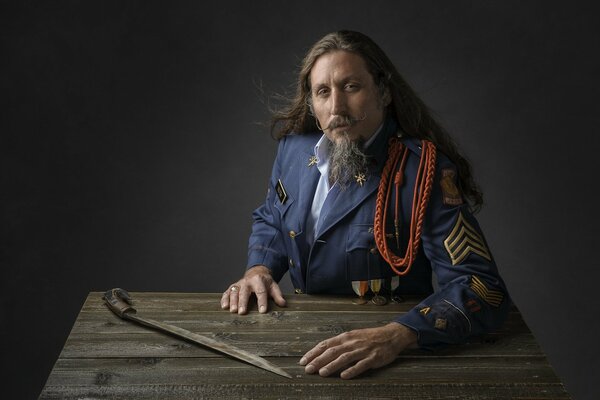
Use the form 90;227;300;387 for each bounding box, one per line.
60;331;542;359
40;292;570;399
79;292;424;312
71;308;528;333
41;356;567;399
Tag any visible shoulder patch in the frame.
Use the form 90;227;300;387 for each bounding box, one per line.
444;212;491;265
275;179;288;204
440;168;463;206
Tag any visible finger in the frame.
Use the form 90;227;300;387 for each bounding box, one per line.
221;290;230;309
254;283;269;314
300;331;349;366
268;281;287;307
221;291;229;309
318;349;365;377
300;332;351;365
340;357;373;380
308;344;358;376
237;285;251;314
303;343;353;375
299;340;329;367
229;288;239;313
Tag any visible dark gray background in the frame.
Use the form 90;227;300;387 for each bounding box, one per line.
2;1;599;399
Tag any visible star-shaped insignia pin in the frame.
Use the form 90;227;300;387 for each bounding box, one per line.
308;156;318;167
355;173;367;187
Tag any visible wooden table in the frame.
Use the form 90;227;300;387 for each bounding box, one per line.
40;292;570;399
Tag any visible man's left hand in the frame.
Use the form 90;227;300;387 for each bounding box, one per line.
299;322;418;379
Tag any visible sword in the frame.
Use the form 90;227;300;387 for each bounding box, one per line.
103;288;292;379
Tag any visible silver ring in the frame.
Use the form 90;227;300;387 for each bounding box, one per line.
255;289;266;295
230;285;240;293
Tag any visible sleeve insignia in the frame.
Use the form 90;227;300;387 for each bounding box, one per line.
434;318;447;330
440;168;463;206
469;275;504;307
443;211;492;265
419;306;431;315
275;179;288;204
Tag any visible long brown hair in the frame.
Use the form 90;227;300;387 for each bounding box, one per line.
271;30;483;210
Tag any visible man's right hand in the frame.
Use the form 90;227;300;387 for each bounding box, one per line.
220;265;286;315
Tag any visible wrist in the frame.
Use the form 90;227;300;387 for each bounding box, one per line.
386;322;419;351
245;264;271;278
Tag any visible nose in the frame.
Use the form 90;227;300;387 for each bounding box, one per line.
330;89;347;116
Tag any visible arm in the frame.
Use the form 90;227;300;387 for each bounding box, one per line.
395;162;510;348
301;157;510;377
221;138;291;314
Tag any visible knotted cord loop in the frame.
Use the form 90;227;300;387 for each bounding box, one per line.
373;137;437;276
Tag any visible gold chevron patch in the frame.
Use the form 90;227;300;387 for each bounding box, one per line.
444;212;491;265
470;275;503;307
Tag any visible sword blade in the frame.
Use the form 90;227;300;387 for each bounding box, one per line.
126;313;292;379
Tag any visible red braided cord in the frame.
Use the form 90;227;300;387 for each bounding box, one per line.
374;138;437;276
373;138;402;270
374;139;400;268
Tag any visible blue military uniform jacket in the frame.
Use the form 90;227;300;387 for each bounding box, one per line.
247;117;510;348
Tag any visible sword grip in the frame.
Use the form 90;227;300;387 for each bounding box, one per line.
103;288;136;318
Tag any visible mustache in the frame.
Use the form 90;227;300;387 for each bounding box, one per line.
321;112;367;131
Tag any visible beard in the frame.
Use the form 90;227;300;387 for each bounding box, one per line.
328;132;369;189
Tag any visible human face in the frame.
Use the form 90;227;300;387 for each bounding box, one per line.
309;50;389;144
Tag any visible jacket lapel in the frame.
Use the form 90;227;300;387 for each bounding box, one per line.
296;149;320;232
314;116;398;239
315;171;380;239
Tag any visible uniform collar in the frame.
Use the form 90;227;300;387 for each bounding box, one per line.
364;116;398;172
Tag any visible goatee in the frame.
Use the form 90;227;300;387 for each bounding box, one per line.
328;133;369;189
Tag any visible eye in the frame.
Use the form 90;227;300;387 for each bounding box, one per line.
344;83;360;91
316;87;330;97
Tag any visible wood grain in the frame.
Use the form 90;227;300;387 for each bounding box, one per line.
39;292;570;399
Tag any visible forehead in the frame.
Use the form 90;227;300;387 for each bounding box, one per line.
309;50;372;87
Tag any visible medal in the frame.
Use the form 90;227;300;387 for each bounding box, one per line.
370;279;387;306
351;280;368;305
390;275;403;303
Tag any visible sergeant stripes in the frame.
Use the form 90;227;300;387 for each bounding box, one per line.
443;212;491;265
470;275;504;307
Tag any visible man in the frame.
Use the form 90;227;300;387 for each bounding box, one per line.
221;30;509;379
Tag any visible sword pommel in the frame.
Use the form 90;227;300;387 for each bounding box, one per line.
103;288;136;318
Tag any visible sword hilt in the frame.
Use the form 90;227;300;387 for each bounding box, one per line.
103;288;136;318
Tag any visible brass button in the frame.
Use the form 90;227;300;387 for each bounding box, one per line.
294;288;303;294
289;230;296;239
370;247;378;254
